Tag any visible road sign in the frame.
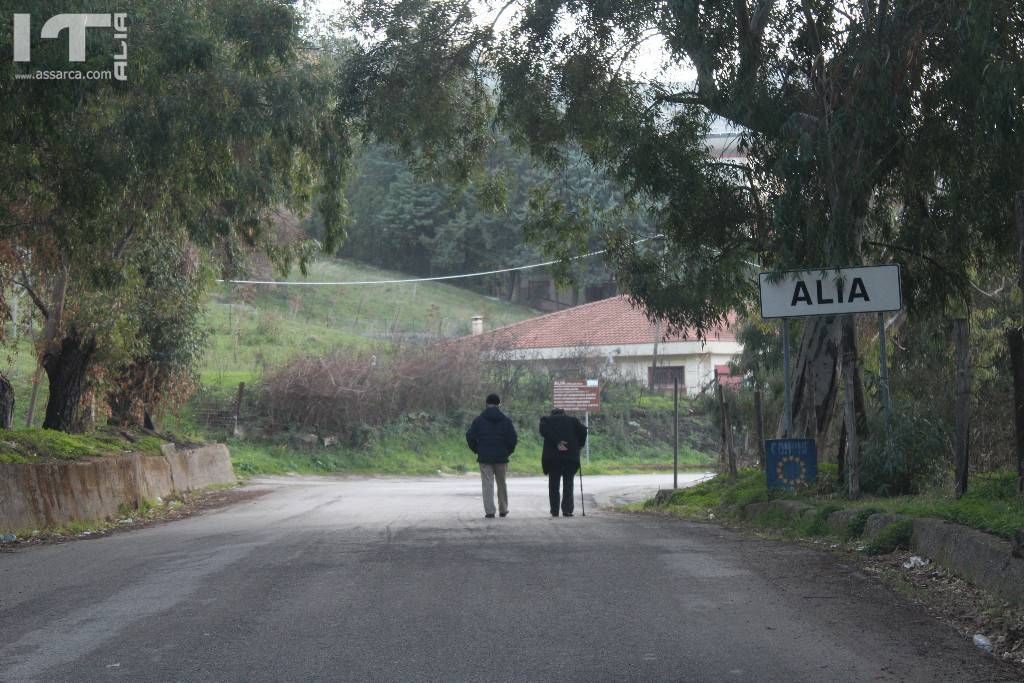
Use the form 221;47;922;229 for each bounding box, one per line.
765;439;818;490
759;265;902;319
553;380;600;412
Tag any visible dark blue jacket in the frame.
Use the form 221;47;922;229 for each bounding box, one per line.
466;406;518;464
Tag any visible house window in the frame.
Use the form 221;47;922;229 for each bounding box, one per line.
648;365;685;391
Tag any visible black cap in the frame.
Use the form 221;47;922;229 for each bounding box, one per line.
486;393;501;405
551;408;565;415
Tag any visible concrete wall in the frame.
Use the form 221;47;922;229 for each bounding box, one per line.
741;500;1024;605
0;444;235;533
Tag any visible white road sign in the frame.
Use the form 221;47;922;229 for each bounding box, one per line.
759;265;902;319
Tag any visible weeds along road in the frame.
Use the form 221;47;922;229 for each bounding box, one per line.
0;473;1017;682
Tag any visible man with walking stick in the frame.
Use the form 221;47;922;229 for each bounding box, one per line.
539;408;587;517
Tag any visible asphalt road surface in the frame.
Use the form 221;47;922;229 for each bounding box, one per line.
1;473;1018;682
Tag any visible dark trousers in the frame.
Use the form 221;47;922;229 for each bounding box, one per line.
548;470;576;515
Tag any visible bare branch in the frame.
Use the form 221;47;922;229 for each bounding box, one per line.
11;271;47;318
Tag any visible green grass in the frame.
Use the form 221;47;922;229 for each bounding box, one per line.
863;519;914;555
230;422;715;478
647;467;1024;541
645;468;782;519
202;258;538;385
846;472;1024;539
0;427;162;462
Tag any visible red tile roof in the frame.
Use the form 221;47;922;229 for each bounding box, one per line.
460;296;737;351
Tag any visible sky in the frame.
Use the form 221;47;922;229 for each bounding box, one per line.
307;0;737;140
307;0;694;83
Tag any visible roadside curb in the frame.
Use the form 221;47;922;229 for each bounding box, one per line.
0;444;235;533
740;499;1024;605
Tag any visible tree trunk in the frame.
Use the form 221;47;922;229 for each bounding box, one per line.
836;418;846;482
507;270;520;302
842;331;860;499
726;397;737;479
1014;191;1024;495
42;327;97;432
953;318;971;498
717;383;728;474
754;387;766;470
25;363;42;427
841;317;869;437
0;375;14;429
1010;328;1024;494
779;316;841;442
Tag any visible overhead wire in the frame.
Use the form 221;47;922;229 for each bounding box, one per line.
217;234;665;286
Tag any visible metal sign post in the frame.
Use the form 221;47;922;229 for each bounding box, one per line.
759;264;903;498
782;318;792;437
584;411;590;465
673;376;679;489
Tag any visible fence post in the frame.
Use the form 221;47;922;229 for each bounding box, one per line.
233;381;246;437
717;384;727;474
754;387;766;470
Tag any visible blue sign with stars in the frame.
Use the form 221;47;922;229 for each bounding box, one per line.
765;439;818;490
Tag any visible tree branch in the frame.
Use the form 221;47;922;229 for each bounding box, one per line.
12;271;47;318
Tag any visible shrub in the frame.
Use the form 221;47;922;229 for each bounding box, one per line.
860;411;947;496
260;344;490;443
796;504;841;536
863;519;913;555
846;508;878;540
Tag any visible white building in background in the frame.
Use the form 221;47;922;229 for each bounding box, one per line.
460;296;743;397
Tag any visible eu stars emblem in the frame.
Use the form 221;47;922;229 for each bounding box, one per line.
765;439;818;490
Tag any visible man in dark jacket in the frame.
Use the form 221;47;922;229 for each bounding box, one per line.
466;393;518;518
539;408;588;517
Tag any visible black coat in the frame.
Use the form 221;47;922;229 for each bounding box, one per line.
539;413;588;475
466;406;518;464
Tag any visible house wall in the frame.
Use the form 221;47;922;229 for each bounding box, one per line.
491;340;743;397
611;354;739;396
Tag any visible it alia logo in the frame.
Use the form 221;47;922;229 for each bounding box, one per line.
13;13;127;81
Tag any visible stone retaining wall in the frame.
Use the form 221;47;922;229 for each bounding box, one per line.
0;444;235;532
741;499;1024;605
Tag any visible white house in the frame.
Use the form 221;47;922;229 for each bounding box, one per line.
461;296;743;396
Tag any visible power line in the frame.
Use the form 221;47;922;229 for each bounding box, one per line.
217;235;664;286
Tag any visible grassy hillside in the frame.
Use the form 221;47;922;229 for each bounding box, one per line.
202;258;537;389
0;259;536;427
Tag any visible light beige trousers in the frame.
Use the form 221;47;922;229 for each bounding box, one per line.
479;463;508;516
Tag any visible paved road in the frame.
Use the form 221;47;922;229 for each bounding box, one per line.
0;473;1016;682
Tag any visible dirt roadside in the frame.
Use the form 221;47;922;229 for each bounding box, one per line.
0;486;270;551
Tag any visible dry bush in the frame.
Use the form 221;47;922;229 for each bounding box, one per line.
260;344;488;440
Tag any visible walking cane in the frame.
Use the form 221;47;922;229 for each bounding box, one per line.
579;463;585;517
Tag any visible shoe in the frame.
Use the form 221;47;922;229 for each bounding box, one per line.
485;514;495;518
563;512;574;517
499;512;508;517
550;512;559;517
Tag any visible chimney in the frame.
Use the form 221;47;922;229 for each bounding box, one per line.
471;315;484;336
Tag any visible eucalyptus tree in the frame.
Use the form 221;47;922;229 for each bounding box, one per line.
0;0;352;431
348;0;1023;445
